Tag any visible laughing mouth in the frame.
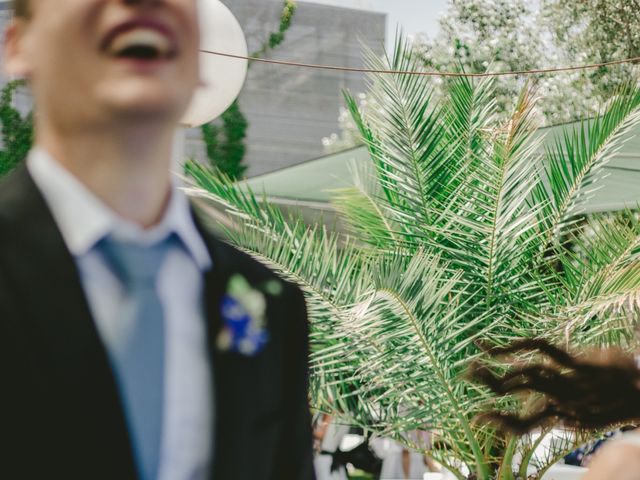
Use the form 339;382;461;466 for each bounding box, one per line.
102;22;178;61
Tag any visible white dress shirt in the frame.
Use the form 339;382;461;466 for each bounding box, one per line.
27;148;214;480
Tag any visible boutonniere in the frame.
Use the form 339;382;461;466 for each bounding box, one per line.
216;274;283;355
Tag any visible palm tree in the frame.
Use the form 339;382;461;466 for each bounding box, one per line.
185;36;640;479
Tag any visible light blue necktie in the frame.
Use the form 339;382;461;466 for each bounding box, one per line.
99;234;177;480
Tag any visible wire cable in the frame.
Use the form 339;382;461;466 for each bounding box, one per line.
200;49;640;78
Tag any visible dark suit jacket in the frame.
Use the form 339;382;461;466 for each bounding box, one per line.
0;166;314;480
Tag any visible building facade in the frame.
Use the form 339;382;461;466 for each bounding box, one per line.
188;0;385;176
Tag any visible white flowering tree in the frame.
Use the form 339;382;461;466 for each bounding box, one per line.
323;0;640;153
417;0;604;125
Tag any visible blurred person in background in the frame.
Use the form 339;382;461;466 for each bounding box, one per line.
371;431;436;479
472;339;640;480
313;414;350;480
0;1;313;479
370;403;439;480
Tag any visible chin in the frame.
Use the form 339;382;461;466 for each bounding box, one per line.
98;81;193;123
113;98;182;121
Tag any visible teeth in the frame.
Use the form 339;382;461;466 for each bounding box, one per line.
108;28;172;57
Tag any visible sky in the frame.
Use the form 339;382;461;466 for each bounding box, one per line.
307;0;451;47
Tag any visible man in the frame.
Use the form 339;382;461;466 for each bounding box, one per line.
0;1;314;479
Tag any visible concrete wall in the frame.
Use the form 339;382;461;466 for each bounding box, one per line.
188;0;386;176
0;3;33;130
0;0;386;177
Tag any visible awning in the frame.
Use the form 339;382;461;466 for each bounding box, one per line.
244;120;640;215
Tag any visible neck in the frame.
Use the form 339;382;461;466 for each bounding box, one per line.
36;120;177;229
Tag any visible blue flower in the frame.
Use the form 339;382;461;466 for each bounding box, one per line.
217;274;271;355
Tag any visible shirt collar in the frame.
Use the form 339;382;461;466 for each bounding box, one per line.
26;147;212;271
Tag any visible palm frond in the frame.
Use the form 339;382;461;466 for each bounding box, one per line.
533;82;640;249
425;86;548;318
527;429;597;477
186;33;640;479
185;161;370;413
332;250;498;476
541;212;640;344
438;74;497;202
559;267;640;346
184;160;290;233
330;159;400;249
560;212;640;297
229;218;374;414
353;33;450;243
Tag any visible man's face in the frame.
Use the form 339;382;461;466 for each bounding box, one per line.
5;0;200;128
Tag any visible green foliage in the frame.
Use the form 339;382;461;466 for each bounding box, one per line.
544;0;640;95
201;100;248;180
187;36;640;479
252;0;297;57
419;0;544;120
0;80;33;176
200;1;297;179
418;0;640;126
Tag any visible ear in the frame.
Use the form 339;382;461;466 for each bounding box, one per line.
4;19;33;79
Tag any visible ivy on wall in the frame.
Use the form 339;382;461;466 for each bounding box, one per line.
201;0;297;180
201;100;248;180
251;0;297;59
0;80;33;177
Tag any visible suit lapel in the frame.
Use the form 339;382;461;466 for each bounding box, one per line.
0;166;137;479
196;219;260;480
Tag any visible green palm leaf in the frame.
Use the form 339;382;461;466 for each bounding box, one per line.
185;33;640;480
341;250;496;477
185;161;369;413
533;83;640;250
330;159;400;250
354;33;450;243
